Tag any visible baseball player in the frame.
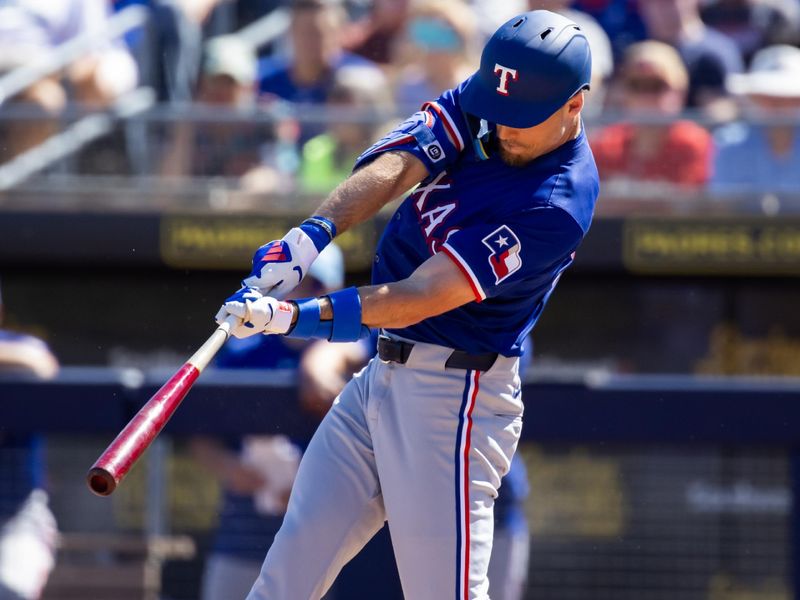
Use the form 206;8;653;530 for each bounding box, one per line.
216;10;598;599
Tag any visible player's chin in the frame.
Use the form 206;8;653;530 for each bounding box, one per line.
498;146;533;168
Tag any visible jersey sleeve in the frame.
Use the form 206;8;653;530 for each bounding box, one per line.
353;84;471;176
439;206;584;302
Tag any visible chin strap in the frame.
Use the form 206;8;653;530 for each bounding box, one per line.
464;111;491;161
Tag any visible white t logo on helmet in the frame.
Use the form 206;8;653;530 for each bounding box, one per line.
493;64;518;96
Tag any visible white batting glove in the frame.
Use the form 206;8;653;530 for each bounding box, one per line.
242;228;319;298
215;288;296;339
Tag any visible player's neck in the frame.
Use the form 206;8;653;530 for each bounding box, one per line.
569;117;582;142
539;118;582;159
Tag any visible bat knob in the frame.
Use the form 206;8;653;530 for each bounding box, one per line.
87;467;117;497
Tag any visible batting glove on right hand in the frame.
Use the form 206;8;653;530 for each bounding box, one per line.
242;228;319;298
215;288;295;339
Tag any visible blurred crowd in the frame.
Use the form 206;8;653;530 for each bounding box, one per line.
1;0;800;201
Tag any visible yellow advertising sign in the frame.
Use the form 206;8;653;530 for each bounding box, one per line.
623;218;800;275
160;215;377;271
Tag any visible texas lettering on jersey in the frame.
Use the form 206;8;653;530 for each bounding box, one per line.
411;174;524;282
412;172;460;254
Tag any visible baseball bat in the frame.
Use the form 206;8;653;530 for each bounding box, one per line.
86;314;240;497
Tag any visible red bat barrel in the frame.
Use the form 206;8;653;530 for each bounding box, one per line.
86;363;199;496
86;316;238;496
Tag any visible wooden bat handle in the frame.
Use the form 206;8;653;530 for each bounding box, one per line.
187;313;239;371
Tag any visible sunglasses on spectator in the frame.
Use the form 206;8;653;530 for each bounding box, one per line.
408;18;463;52
625;77;672;94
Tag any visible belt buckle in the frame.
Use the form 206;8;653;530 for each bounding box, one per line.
378;334;413;364
378;334;400;364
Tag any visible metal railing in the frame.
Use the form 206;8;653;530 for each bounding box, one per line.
0;5;151;105
0;4;295;192
2;101;800;213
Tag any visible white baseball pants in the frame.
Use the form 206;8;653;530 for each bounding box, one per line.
246;336;523;600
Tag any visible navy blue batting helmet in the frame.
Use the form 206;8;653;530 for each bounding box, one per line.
461;10;592;128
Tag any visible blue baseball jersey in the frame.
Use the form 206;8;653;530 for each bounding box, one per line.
355;80;600;356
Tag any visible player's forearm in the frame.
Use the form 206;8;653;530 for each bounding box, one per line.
317;252;476;329
316;283;431;328
313;151;426;235
359;281;446;328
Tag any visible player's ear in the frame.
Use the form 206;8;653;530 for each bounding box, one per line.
566;91;585;116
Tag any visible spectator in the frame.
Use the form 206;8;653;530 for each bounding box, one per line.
233;0;284;33
638;0;744;113
590;41;713;189
468;0;527;42
256;0;386;148
0;0;138;106
528;1;615;117
0;281;59;600
0;52;65;164
161;35;274;180
119;0;262;101
572;0;647;60
191;434;301;600
258;0;382;106
116;0;202;103
340;0;411;66
710;44;800;197
700;0;800;64
299;66;393;195
392;0;479;112
0;0;138;162
192;244;369;600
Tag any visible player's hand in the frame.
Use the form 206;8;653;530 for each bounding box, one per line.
242;228;320;298
215;288;296;339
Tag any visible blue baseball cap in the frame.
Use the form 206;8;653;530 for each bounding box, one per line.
461;10;592;128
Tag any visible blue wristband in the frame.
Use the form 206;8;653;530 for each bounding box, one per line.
284;297;337;340
328;287;363;342
310;215;337;239
285;287;367;342
298;216;337;253
286;297;321;339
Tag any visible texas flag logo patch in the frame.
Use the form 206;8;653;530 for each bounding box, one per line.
482;225;522;283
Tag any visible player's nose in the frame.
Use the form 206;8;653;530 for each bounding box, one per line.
495;125;517;141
